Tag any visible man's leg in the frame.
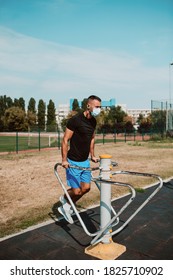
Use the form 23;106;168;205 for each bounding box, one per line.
58;164;91;223
65;182;90;204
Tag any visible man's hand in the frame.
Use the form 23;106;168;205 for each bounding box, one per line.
62;160;70;168
91;156;99;163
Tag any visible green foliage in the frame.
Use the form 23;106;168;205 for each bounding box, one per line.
0;95;168;137
81;98;88;111
150;110;166;136
97;106;128;133
137;116;152;133
18;97;25;111
28;97;36;113
0;95;13;122
137;110;166;136
37;99;46;130
3;106;28;131
46;99;57;131
72;98;80;111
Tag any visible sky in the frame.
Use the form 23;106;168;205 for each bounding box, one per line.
0;0;173;109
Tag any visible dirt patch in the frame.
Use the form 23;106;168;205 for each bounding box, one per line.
0;142;173;237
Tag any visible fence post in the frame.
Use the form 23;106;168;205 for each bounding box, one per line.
142;130;144;141
57;130;61;149
16;131;19;154
134;129;136;142
113;129;116;143
102;129;105;145
124;129;126;143
38;129;41;151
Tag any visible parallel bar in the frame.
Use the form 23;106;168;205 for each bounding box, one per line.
54;162;163;246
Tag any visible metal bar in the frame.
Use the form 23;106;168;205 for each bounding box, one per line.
90;179;136;245
54;163;100;237
54;163;163;246
91;171;163;245
110;171;163;237
93;180;119;226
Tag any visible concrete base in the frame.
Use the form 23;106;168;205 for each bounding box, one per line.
85;241;126;260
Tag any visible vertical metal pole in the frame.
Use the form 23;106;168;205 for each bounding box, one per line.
58;130;61;149
102;129;105;144
114;129;116;143
124;129;126;142
99;154;112;244
38;129;41;151
16;131;18;154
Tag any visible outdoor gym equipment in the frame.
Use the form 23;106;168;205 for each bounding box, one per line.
54;154;163;260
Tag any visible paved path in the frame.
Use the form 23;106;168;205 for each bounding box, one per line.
0;180;173;260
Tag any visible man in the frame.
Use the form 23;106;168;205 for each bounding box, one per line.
58;95;101;223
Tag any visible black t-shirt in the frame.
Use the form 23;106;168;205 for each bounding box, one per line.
67;113;96;161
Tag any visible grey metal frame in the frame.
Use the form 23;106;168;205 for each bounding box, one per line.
54;163;163;245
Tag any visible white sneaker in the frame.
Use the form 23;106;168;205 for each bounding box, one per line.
58;206;74;224
59;195;67;205
59;195;73;215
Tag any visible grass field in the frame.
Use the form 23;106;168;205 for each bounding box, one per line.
0;131;163;153
0;134;59;152
0;140;173;239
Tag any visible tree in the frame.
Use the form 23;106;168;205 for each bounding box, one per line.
37;99;46;131
81;98;88;111
6;96;13;108
13;98;19;107
28;97;36;113
96;109;108;132
46;99;57;131
106;106;127;133
0;96;5;131
3;107;27;131
72;99;80;111
0;95;13;131
27;110;37;130
18;97;25;111
150;110;166;136
123;116;134;133
137;116;152;134
137;113;144;126
27;97;37;128
0;95;13;116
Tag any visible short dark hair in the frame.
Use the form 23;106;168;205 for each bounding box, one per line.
87;95;101;102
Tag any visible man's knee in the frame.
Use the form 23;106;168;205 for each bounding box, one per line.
84;186;90;194
73;188;83;196
72;184;90;196
81;183;90;194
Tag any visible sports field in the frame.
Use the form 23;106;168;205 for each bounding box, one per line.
0;140;173;238
0;132;59;153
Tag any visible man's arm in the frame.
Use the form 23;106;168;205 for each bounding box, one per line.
61;128;74;168
90;132;98;162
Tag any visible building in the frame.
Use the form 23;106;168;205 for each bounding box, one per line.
126;109;151;124
56;103;70;127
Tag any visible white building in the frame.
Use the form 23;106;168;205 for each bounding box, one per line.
126;109;151;124
56;104;70;127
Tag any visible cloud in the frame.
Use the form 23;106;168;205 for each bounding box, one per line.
0;26;169;107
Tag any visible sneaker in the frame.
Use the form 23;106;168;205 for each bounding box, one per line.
59;195;73;215
59;195;67;205
58;206;74;224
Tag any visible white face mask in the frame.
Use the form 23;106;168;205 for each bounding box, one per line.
91;107;101;117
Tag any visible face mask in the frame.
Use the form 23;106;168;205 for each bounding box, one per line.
91;107;101;117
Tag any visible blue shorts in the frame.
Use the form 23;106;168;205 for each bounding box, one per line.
66;158;91;189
